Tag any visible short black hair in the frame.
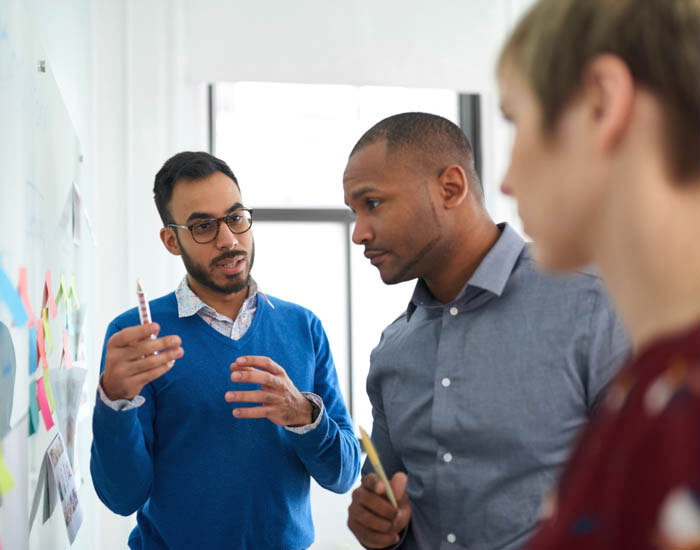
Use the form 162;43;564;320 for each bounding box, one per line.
350;112;483;199
153;151;239;225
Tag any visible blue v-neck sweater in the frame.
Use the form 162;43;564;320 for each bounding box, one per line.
90;292;360;550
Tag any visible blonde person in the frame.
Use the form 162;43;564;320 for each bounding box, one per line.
498;1;700;549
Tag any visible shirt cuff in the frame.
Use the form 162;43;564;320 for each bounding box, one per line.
284;392;324;434
97;377;145;411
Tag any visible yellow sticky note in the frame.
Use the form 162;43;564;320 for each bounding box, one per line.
69;275;80;310
0;449;15;496
42;308;53;354
43;369;56;413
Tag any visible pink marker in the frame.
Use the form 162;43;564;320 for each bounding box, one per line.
137;279;156;341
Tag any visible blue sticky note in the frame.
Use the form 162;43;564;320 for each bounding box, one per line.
0;263;28;326
28;325;37;374
29;380;39;436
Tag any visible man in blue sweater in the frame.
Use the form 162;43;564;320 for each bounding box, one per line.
90;151;361;549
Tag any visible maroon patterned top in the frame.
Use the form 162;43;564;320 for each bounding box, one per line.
526;322;700;550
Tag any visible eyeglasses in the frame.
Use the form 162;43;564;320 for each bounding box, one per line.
167;209;254;244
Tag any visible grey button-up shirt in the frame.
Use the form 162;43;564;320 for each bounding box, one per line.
364;223;629;550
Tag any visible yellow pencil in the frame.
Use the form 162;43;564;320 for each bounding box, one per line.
359;426;397;508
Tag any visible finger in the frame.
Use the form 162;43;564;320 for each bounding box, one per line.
108;323;160;348
349;491;396;532
224;390;280;404
232;356;284;375
230;368;277;387
347;516;400;548
129;359;175;388
124;334;182;361
122;346;183;376
361;473;380;492
232;405;274;419
356;485;399;521
390;472;408;501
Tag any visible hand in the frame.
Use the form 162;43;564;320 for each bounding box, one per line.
225;356;313;427
348;472;411;548
101;323;184;400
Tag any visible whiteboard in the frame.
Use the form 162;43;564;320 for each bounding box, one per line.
0;0;91;548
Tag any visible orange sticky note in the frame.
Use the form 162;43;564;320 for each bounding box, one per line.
17;266;35;326
43;270;57;319
36;317;48;369
62;329;73;369
36;376;54;430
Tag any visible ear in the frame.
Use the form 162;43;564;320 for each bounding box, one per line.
160;226;182;256
437;164;469;209
582;54;635;154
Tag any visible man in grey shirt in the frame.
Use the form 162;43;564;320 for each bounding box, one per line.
344;113;629;550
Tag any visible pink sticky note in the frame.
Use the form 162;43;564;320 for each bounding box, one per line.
43;270;58;319
36;320;48;369
36;377;54;430
17;266;35;326
62;329;73;369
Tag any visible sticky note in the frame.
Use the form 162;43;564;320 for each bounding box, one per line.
17;266;35;326
36;377;54;430
43;271;57;319
42;308;53;355
36;319;48;370
69;275;80;310
29;381;39;435
29;325;37;374
43;370;56;413
0;448;15;496
62;329;73;369
0;262;29;326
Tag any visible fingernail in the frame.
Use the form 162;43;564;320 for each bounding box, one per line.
150;324;158;335
232;371;241;380
167;360;175;367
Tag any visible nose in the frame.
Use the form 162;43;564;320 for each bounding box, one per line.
351;215;373;246
500;177;513;197
215;220;239;250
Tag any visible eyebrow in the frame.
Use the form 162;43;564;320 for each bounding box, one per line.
349;186;380;201
185;202;244;223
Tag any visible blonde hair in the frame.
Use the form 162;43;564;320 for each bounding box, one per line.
498;0;700;182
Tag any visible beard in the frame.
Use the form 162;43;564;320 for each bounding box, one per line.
178;238;255;295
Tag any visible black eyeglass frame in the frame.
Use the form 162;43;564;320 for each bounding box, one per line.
167;208;254;244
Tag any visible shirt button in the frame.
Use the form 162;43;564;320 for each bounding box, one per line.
443;452;453;463
447;533;457;543
441;377;451;388
449;306;459;316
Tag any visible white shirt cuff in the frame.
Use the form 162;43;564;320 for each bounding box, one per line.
284;392;324;434
97;377;145;411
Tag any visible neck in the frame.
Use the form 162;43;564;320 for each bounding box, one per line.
186;275;249;320
594;171;700;351
424;211;500;303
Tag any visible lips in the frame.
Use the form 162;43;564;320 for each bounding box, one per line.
214;255;246;275
364;250;388;266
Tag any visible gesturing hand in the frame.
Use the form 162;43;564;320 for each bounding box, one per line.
347;472;411;548
101;323;184;401
225;356;313;427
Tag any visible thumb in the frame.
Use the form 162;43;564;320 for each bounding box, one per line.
390;472;408;501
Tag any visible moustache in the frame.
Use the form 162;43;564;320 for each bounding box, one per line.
210;251;247;268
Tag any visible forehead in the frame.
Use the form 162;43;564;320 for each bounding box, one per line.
343;141;407;194
169;171;242;219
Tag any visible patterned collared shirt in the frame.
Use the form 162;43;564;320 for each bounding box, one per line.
175;276;271;340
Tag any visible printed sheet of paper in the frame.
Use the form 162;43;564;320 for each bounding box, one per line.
46;433;83;543
51;367;87;468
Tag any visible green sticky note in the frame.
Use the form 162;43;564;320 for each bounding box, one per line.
43;370;56;413
0;449;15;496
29;381;39;435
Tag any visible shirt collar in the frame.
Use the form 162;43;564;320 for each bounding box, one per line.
175;276;273;319
406;223;525;320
